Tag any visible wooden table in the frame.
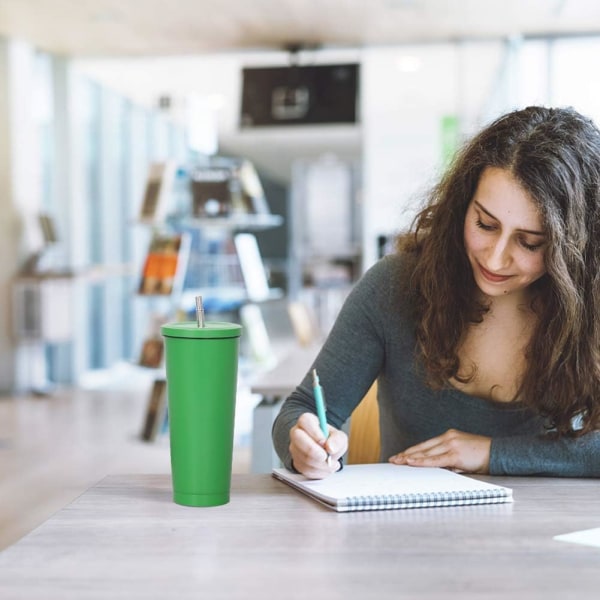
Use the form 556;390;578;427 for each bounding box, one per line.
0;474;599;599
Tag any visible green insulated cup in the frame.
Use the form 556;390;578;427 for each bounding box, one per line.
161;317;242;507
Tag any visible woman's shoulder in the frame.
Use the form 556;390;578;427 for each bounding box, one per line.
357;250;418;314
363;249;418;287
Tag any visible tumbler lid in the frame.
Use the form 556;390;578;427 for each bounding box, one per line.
161;321;242;339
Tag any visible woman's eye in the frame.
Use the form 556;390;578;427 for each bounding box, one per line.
475;218;495;231
520;239;543;252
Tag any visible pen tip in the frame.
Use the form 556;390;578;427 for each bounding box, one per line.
312;368;318;384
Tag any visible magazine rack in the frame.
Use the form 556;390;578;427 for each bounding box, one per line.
136;159;283;441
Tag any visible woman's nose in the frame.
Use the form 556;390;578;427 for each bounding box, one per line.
487;238;511;270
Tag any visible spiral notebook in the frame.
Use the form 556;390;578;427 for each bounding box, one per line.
272;464;513;512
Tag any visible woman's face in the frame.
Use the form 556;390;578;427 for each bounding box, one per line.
463;167;547;300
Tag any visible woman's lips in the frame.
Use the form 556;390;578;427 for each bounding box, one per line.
478;263;512;283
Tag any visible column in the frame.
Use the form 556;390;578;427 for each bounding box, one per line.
0;39;44;393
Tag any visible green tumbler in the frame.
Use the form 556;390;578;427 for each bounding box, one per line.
161;320;242;507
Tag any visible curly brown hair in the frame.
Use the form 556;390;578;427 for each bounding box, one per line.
399;106;600;436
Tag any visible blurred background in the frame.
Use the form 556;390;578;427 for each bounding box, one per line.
2;0;600;548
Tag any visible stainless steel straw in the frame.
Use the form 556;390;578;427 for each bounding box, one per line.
195;295;205;328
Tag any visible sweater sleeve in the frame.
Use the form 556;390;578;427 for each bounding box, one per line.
271;256;395;470
489;429;600;477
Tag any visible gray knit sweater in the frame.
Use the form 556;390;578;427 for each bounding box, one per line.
272;252;600;477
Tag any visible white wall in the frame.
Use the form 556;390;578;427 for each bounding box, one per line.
361;42;505;267
552;37;600;124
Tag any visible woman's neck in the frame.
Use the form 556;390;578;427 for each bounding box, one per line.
454;289;538;403
478;288;535;319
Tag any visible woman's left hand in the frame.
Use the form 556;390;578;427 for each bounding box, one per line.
388;429;491;474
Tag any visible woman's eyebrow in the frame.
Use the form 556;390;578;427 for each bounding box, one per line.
474;200;545;236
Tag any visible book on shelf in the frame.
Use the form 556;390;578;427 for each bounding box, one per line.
138;231;190;296
272;463;513;513
191;165;231;217
240;303;275;367
237;159;270;215
139;337;164;368
139;161;176;222
189;158;272;217
38;213;59;245
233;233;270;301
141;379;168;442
138;313;168;368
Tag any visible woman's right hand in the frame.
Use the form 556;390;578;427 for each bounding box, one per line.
289;412;348;479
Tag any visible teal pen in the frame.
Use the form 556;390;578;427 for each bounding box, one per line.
312;369;333;468
312;369;329;438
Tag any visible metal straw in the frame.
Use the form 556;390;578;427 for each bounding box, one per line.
195;295;205;328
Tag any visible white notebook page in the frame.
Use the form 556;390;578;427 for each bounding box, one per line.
273;463;512;505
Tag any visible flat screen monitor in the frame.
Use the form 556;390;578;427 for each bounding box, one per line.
240;63;359;127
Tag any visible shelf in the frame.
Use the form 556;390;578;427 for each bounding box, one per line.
177;213;283;231
180;287;283;309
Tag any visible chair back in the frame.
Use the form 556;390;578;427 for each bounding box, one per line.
347;382;380;464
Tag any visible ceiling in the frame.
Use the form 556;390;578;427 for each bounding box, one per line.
3;0;600;185
0;0;599;57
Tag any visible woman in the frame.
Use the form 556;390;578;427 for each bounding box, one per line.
272;105;600;479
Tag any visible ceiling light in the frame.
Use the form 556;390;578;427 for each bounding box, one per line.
396;55;421;72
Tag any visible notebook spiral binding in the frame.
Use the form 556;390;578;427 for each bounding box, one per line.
344;488;509;511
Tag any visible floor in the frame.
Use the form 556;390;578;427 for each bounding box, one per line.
0;384;252;551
